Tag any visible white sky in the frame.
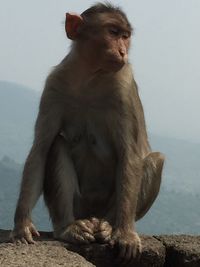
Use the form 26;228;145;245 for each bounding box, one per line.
0;0;200;142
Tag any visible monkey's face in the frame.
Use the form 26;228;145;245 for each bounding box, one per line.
94;23;131;72
83;13;131;72
66;12;132;73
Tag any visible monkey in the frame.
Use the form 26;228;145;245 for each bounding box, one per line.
12;3;164;262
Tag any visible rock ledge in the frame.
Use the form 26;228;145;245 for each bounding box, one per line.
0;230;199;267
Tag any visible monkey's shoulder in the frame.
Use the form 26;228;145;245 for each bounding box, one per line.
41;62;140;114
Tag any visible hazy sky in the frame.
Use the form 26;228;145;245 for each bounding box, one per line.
0;0;200;142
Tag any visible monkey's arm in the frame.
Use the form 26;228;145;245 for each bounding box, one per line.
133;80;151;156
111;117;143;259
115;145;142;230
13;90;63;243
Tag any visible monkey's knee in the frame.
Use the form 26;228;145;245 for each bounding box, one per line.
150;152;165;173
136;152;164;220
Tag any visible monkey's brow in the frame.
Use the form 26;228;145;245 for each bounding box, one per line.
104;22;131;34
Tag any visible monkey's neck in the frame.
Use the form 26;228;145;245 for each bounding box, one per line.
61;49;109;89
72;47;99;71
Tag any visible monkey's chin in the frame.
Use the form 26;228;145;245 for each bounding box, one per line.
105;60;125;72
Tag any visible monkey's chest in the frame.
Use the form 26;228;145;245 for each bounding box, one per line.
61;116;113;161
61;114;116;194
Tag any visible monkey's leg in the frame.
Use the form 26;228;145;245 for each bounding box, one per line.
136;152;164;221
44;135;95;244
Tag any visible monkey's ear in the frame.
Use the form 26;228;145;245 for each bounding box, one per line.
65;13;84;40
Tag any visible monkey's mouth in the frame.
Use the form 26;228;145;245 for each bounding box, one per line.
107;59;125;72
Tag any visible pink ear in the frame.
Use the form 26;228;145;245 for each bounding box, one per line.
65;13;84;40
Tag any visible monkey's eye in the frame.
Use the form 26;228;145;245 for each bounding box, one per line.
108;27;119;36
122;32;130;39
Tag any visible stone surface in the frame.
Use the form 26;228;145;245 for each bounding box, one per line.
66;235;165;267
0;230;200;267
0;241;95;267
66;236;165;267
0;230;165;267
0;230;94;267
156;235;200;267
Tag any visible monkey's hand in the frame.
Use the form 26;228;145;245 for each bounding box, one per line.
90;217;112;243
60;219;96;244
11;220;40;245
110;229;142;263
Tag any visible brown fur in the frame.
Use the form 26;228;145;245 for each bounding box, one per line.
12;3;164;261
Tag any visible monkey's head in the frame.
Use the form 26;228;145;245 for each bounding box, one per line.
65;3;132;73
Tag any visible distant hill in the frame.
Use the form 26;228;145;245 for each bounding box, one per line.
0;156;22;228
0;81;40;162
0;156;49;230
150;135;200;193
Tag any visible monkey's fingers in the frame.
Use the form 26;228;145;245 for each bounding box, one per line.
77;222;96;243
99;220;112;231
95;230;111;243
67;230;95;244
110;230;142;264
117;236;142;264
81;231;96;243
119;242;142;265
30;224;40;237
15;239;22;245
12;234;35;245
21;237;29;245
25;235;36;244
24;227;36;244
95;220;112;243
77;220;94;234
90;217;100;230
63;223;96;244
11;234;23;245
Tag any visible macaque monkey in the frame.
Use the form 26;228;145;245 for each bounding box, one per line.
12;3;164;262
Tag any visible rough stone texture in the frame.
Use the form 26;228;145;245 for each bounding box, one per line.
0;242;94;267
156;235;200;267
0;230;94;267
66;235;165;267
0;230;200;267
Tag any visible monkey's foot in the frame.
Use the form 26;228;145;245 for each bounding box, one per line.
111;229;142;263
59;219;96;244
11;221;40;245
90;217;112;243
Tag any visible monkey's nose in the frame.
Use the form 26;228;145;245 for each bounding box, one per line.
119;49;126;57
